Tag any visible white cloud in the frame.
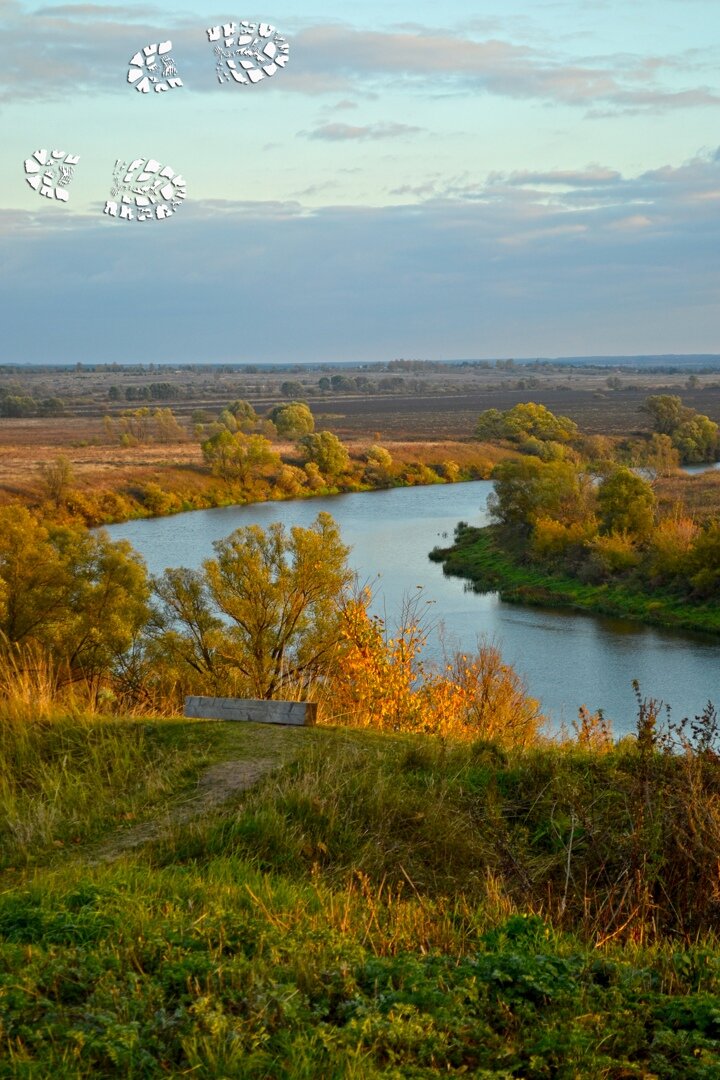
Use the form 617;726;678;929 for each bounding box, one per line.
0;5;718;114
302;122;422;141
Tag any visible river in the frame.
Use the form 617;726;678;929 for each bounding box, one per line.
106;481;719;736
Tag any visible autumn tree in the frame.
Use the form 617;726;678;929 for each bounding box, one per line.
152;513;353;699
363;444;394;487
38;455;74;509
299;431;351;480
0;506;150;685
637;434;680;480
504;402;578;442
643;395;686;436
597;467;656;538
201;430;281;485
476;403;577;444
268;401;315;439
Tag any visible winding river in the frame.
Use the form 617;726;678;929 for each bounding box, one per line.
107;481;719;736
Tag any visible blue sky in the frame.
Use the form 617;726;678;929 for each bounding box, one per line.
2;0;720;363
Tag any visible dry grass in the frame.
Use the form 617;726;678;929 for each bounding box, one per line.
658;470;720;520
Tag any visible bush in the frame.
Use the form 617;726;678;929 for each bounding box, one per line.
586;531;641;576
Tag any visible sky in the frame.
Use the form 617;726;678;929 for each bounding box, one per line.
2;0;720;364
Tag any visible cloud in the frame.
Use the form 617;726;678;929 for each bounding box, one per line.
497;167;622;187
3;148;720;363
302;122;422;141
0;1;195;101
286;25;720;115
0;5;717;114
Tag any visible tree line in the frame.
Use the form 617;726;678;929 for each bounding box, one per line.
0;506;541;744
476;401;720;600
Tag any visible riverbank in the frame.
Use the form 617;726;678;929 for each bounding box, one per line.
2;436;508;527
430;524;720;636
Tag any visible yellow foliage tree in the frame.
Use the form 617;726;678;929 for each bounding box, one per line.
329;591;543;746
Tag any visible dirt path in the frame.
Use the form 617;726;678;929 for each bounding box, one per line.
86;755;279;866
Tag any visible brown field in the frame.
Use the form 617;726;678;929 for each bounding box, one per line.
2;364;720;518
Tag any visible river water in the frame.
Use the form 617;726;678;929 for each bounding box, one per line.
107;482;719;736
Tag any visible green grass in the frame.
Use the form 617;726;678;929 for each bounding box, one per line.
431;525;720;635
0;716;298;873
2;717;720;1077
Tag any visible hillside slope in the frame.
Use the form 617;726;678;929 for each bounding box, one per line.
1;718;719;1077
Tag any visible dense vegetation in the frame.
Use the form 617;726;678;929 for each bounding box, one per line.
0;505;542;743
2;710;720;1077
432;400;720;632
30;396;498;527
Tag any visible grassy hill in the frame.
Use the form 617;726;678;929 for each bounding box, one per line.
1;715;720;1077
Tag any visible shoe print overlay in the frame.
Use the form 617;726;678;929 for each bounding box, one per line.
206;20;289;85
24;149;80;203
127;41;183;94
103;158;186;222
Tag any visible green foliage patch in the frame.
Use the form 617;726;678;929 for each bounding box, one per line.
432;525;720;634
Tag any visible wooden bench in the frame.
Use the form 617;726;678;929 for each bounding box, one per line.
184;695;317;726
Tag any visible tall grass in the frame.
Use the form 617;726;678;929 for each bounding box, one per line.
2;710;720;1075
0;707;216;870
151;718;720;945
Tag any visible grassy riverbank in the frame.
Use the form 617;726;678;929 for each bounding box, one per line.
2;714;720;1076
430;524;720;636
2;437;506;528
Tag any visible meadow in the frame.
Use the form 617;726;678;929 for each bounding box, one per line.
2;707;720;1078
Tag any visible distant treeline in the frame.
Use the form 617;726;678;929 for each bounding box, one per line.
4;354;720;376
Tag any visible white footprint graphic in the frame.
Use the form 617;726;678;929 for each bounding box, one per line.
206;20;289;85
127;41;183;94
103;158;186;222
24;149;80;202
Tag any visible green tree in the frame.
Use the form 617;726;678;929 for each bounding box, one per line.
0;507;149;684
597;468;656;538
474;408;509;441
643;395;686;435
228;399;258;429
37;397;65;417
153;513;352;698
201;430;280;484
489;458;591;533
1;395;36;418
672;414;719;464
688;522;720;598
268;402;315;439
299;431;351;479
331;374;355;391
